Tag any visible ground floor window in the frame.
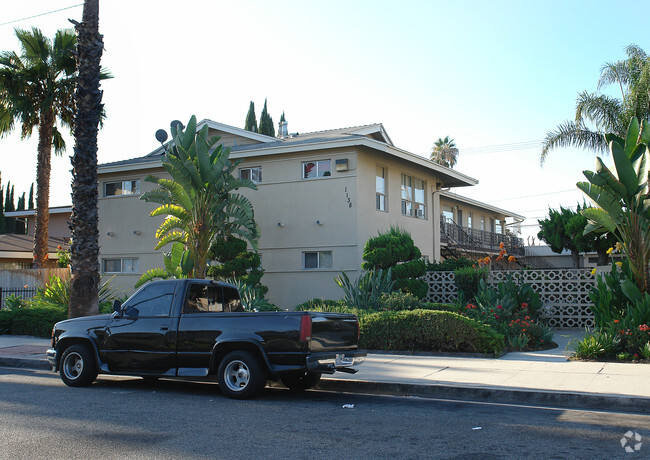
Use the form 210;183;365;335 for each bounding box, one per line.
103;258;139;274
303;251;332;269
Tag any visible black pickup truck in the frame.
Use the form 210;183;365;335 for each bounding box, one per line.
47;279;365;399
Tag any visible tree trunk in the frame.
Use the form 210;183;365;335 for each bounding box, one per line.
33;109;55;268
69;0;103;318
571;250;581;268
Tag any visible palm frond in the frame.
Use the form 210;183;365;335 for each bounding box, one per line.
575;91;623;132
540;121;608;165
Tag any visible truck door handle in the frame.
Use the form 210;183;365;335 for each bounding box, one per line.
160;326;169;331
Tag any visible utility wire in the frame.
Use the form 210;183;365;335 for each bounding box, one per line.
0;4;83;27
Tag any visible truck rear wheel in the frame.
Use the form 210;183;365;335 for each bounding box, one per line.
60;344;98;387
281;371;322;392
217;351;266;399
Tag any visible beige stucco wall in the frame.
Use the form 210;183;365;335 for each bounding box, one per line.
26;213;71;238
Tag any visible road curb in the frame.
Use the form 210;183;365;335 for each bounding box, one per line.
0;357;51;371
317;378;650;414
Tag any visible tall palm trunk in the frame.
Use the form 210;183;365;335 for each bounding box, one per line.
69;0;103;318
33;109;55;268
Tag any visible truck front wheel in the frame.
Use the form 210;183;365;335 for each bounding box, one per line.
217;351;266;399
281;371;322;392
60;344;98;387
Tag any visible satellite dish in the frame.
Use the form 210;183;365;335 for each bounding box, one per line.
155;129;168;144
170;120;184;131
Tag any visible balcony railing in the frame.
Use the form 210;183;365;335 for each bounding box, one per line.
440;217;524;256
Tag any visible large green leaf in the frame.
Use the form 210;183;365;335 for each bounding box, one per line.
594;158;627;198
624;117;640;156
135;268;172;289
610;140;638;196
577;181;623;221
154;230;186;250
582;207;616;233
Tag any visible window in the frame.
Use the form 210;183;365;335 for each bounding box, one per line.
184;283;243;313
468;212;473;229
303;251;332;269
303;160;331;179
442;205;453;223
103;258;139;274
122;281;175;317
480;216;486;231
104;179;140;197
240;166;262;184
401;174;426;219
496;219;503;234
376;166;387;211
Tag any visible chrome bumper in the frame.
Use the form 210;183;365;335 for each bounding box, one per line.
306;351;366;374
46;348;57;369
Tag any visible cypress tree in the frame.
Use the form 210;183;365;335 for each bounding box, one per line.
15;192;25;234
258;98;275;137
0;185;5;234
4;184;15;234
244;101;258;133
28;183;34;210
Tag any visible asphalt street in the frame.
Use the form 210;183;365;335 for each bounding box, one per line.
1;366;649;459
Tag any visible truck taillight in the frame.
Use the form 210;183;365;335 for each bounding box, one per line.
299;314;312;343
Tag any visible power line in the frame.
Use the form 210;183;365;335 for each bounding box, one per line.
489;188;579;203
0;4;83;27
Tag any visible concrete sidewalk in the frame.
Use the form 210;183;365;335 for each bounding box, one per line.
1;330;649;412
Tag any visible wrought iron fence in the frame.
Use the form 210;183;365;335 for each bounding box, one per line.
440;217;524;256
0;286;38;309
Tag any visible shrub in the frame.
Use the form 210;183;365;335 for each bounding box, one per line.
362;226;427;298
335;269;394;310
359;310;505;356
419;302;462;313
570;330;620;360
294;299;366;317
453;266;488;302
0;306;67;337
427;257;475;272
378;291;421;311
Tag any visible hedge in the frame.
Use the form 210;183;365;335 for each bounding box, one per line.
359;309;505;356
0;307;67;338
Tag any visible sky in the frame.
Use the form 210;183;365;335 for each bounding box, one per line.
0;0;648;244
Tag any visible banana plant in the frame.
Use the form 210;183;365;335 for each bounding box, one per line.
135;242;193;288
577;117;650;293
140;115;259;279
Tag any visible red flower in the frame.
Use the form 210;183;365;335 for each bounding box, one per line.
497;305;503;310
614;320;620;323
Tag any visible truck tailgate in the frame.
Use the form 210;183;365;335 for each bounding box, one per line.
308;313;359;352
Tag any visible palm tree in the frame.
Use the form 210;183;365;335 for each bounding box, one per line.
139;116;259;282
541;44;650;164
69;0;104;318
0;27;77;268
430;136;459;168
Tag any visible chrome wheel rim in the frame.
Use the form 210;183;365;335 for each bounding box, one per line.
63;352;84;380
223;360;250;392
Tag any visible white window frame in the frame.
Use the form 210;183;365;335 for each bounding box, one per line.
302;160;332;179
376;165;387;212
103;258;139;274
401;174;426;219
303;251;332;269
103;179;141;197
239;166;262;184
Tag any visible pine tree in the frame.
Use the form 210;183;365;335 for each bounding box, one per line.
258;98;275;137
28;183;34;210
244;101;258;133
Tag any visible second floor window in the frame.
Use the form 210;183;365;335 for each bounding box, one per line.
104;179;140;197
240;166;262;184
376;166;387;211
401;174;426;219
303;160;331;179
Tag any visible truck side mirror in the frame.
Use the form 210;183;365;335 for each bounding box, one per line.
112;299;122;313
